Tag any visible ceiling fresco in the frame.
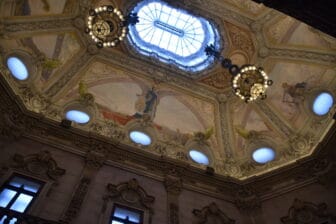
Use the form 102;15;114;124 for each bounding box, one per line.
0;0;335;180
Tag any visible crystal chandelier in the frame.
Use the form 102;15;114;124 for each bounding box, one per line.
85;5;138;48
205;44;273;103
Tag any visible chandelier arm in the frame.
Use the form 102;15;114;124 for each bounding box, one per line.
205;44;273;103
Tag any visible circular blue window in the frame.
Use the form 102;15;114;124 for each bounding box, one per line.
128;0;220;72
252;147;275;164
129;131;152;146
312;92;334;116
65;110;90;124
6;57;29;80
189;150;209;165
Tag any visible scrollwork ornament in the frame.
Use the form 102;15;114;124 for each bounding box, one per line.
289;134;316;156
281;199;336;224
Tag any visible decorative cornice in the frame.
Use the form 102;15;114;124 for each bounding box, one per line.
0;75;335;201
1;16;74;37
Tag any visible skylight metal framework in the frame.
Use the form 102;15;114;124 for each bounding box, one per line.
128;0;220;72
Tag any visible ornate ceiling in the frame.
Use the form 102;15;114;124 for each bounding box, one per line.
0;0;335;180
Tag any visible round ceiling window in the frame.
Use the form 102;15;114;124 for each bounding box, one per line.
252;147;275;164
65;110;91;124
6;57;29;80
189;149;209;165
312;92;334;116
129;131;152;146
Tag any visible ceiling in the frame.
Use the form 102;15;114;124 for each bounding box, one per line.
0;0;335;180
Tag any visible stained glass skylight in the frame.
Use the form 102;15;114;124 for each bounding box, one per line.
128;0;220;72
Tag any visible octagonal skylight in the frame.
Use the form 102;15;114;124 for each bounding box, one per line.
189;150;209;165
252;147;275;164
312;92;334;116
65;110;90;124
129;131;152;146
128;0;220;72
6;57;29;80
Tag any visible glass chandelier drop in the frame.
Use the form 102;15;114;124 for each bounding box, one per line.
205;44;273;103
85;5;138;48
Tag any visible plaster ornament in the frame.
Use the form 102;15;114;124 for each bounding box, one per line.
289;135;316;155
12;151;66;181
193;127;214;144
281;199;336;224
193;202;235;224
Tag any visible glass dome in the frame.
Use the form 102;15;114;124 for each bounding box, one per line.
65;110;91;124
6;57;29;80
252;147;275;164
189;150;209;165
312;92;334;116
128;0;220;72
129;131;152;146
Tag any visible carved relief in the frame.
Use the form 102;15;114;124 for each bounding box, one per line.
105;179;155;208
60;177;91;224
11;150;66;181
193;202;235;224
102;179;155;224
164;174;183;195
234;186;261;213
164;173;183;224
281;199;336;224
225;22;255;59
199;71;231;90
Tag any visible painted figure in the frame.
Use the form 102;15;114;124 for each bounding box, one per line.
282;82;306;104
134;87;158;120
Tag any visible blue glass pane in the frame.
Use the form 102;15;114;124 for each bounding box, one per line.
10;194;33;212
6;57;29;80
111;221;124;224
0;189;16;207
114;207;141;223
252;147;275;164
312;92;334;116
128;0;220;72
65;110;90;124
189;150;209;165
129;131;151;146
9;176;41;193
0;216;17;224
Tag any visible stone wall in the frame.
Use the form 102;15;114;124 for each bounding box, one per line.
0;137;335;224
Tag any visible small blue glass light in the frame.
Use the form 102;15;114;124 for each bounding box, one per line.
6;57;29;80
252;147;275;164
129;131;152;146
65;110;90;124
312;92;334;116
189;150;209;165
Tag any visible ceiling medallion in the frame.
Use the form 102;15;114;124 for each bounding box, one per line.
85;5;139;48
206;45;273;103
